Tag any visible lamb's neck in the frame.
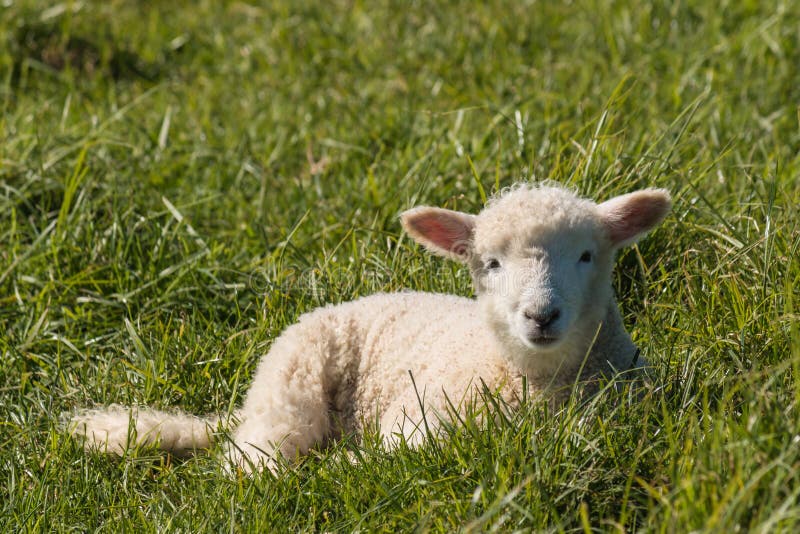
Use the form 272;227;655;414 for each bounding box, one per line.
580;300;638;378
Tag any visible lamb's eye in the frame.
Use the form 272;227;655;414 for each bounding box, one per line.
485;258;501;270
579;251;592;263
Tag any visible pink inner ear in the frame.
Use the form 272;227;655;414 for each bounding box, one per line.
600;190;671;246
404;209;474;257
605;203;653;244
409;216;470;254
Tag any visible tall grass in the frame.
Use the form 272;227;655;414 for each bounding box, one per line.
1;0;799;530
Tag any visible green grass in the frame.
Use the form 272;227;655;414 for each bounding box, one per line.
1;0;799;530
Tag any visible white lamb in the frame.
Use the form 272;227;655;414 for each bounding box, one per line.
70;182;671;472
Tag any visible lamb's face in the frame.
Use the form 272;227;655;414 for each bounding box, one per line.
401;183;671;361
469;190;613;352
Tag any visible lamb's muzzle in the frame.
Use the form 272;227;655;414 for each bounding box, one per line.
523;308;561;327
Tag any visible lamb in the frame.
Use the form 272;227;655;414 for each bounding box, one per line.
69;182;671;472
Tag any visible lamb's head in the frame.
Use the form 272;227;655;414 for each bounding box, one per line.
402;184;670;363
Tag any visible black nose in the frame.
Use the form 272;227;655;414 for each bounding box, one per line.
524;308;561;328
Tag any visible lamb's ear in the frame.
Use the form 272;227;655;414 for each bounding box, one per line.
401;207;476;261
597;189;671;248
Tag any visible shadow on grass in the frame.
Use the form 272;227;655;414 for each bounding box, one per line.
11;22;170;83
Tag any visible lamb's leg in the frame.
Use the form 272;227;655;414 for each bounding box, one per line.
226;320;336;473
379;392;441;450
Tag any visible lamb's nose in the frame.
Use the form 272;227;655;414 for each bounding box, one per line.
523;308;561;328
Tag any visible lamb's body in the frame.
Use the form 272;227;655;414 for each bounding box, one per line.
231;291;637;465
70;183;670;472
234;292;515;462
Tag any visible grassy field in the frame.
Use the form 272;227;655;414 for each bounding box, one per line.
1;0;799;531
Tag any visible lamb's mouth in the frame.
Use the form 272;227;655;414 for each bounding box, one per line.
526;335;559;347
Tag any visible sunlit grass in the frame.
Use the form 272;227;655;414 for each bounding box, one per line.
1;0;799;530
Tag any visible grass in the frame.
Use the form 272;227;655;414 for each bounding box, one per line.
1;0;799;531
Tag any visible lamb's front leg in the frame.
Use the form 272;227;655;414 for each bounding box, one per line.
379;390;444;450
226;319;337;473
